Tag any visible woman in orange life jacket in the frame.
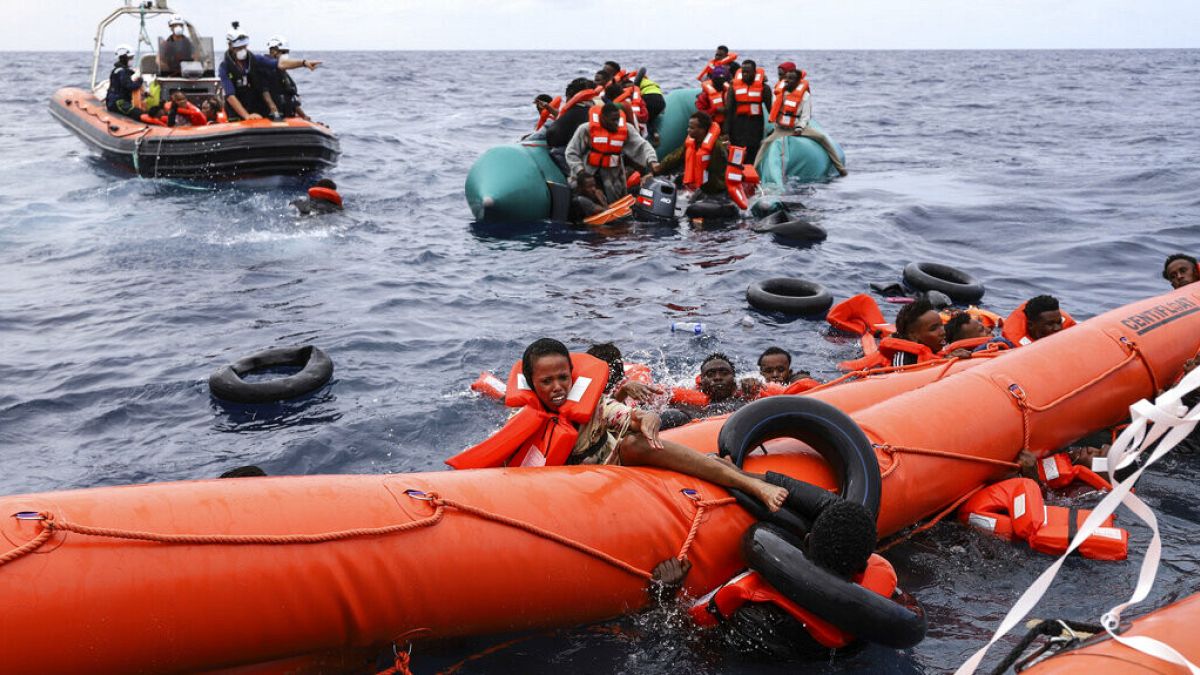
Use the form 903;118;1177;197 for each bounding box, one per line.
755;64;847;176
499;338;788;510
564;102;660;205
724;59;773;165
1163;253;1200;289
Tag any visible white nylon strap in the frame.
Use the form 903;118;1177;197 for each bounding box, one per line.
955;367;1200;675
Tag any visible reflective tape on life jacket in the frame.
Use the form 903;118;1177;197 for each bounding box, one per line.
683;123;722;190
723;145;759;210
702;79;727;109
1036;452;1113;491
689;555;898;649
582;194;635;226
732;68;766;116
307;187;343;207
1001;301;1077;346
697;51;739;81
959;477;1046;540
140;113;167;126
586;105;628;169
768;81;809;130
535;95;562;130
1028;505;1128;560
470;371;507;401
446;353;611;469
216;110;228;124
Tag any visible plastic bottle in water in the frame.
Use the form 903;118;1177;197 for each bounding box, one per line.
671;321;705;335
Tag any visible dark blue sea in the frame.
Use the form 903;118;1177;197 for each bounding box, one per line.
2;49;1199;673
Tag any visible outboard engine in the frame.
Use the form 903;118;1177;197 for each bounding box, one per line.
632;177;677;223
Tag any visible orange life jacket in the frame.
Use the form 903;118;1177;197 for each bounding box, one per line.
939;306;1004;331
535;96;562;130
876;336;938;368
1036;452;1112;491
689;555;897;649
670;387;710;407
1001;302;1078;346
782;377;821;395
682;122;722;190
446;353;611;469
701;80;727;124
140;113;167;126
557;86;603;117
622;362;653;385
582;194;635;226
614;85;648;124
940;336;992;355
215;110;228;124
768;81;809;130
731;68;767;116
165;100;208;127
471;371;507;401
586;105;628;169
723;144;759;210
827;294;889;337
697;51;739;81
959;477;1128;561
307;186;342;207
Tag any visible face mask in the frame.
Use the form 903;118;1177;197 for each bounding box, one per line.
172;26;184;36
235;48;248;60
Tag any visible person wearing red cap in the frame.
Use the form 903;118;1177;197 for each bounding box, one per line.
775;61;797;97
756;64;846;176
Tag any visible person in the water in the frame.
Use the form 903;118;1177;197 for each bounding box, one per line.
565;102;659;205
492;338;788;511
889;297;947;366
1022;295;1065;342
756;347;808;384
292;178;343;215
1163;253;1199;289
585;342;664;405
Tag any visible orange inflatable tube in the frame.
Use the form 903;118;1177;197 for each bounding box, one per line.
1;289;1197;672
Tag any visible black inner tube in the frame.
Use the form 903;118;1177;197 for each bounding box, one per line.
744;523;927;649
746;278;834;315
208;345;334;404
903;261;985;304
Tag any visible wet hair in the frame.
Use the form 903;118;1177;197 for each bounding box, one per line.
604;83;624;101
314;178;336;190
1163;253;1198;280
807;500;877;578
701;352;735;375
690;111;712;129
604;60;621;74
522;337;570;386
1024;294;1059;321
757;346;791;367
600;101;621;117
535;93;552;104
586;342;624;391
219;465;267;478
565;77;593;99
943;312;973;344
894;297;935;340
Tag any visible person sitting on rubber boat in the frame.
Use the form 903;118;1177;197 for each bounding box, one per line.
651;111;741;206
219;24;320;122
547;78;600;176
602;61;666;144
1164;253;1200;289
697;44;739;82
450;338;788;512
200;97;226;124
157;14;195;77
755;64;846;176
1002;294;1074;347
696;66;730;128
724;60;772;165
292;178;343;215
265;36;309;120
105;45;145;120
565;102;660;205
585;342;664;405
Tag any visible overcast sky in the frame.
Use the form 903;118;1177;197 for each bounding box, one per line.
6;0;1198;51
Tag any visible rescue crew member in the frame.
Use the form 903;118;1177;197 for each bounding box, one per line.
105;45;144;120
547;78;597;176
265;36;309;120
756;64;847;176
724;60;773;165
482;338;788;510
653;111;728;196
1163;253;1200;289
157;14;195;77
890;297;946;366
219;24;320;121
565;102;660;205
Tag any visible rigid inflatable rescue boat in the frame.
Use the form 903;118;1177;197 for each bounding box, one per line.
1;289;1197;672
465;88;843;224
51;3;339;178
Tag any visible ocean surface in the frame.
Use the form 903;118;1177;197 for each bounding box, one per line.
2;49;1199;673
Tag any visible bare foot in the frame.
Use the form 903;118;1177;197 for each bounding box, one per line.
748;479;788;512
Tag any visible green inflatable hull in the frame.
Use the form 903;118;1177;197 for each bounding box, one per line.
756;119;845;188
464;89;844;223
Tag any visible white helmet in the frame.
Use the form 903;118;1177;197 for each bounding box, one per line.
114;44;134;59
226;27;250;48
167;14;186;27
266;36;288;52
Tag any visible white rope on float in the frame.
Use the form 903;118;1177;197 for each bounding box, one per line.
955;366;1200;675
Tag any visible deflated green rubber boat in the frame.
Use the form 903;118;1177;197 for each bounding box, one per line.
465;88;845;224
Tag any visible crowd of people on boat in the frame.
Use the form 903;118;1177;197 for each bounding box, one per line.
105;15;321;127
528;47;846;224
